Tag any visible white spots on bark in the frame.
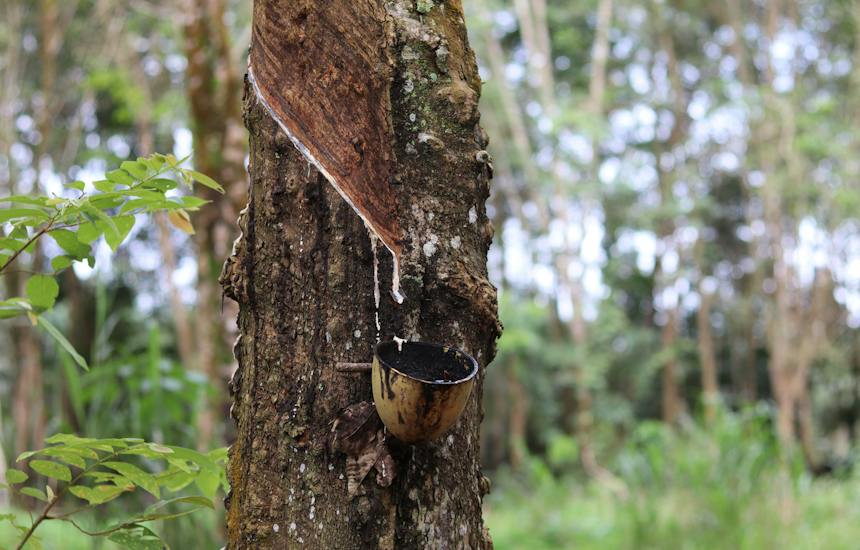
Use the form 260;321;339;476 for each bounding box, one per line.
450;236;461;249
326;331;332;343
354;329;362;338
300;463;306;473
409;113;417;122
394;336;407;352
289;522;297;532
273;524;280;533
468;206;478;224
404;78;415;93
418;131;444;150
423;234;439;257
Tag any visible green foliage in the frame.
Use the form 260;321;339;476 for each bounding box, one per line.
2;435;225;549
0;153;224;369
0;154;227;548
486;408;860;550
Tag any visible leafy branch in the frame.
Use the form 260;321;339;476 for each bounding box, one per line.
2;434;227;550
0;153;223;370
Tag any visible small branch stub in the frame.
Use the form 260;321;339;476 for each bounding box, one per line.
336;362;372;374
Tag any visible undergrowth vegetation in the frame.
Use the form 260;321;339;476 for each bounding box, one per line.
485;408;860;550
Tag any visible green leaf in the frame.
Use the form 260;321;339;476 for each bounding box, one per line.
80;202;119;241
65;181;86;191
180;196;210;209
0;307;23;319
103;462;159;498
0;236;25;251
88;194;125;210
108;525;163;550
147;443;173;454
0;207;51;224
195;468;221;499
76;222;102;244
44;433;91;445
20;487;50;502
105;215;136;251
186;169;224;193
38;447;88;469
36;316;88;370
84;471;132;486
0;195;50;206
119;199;156;214
49;229;91;259
140;155;165;171
5;468;28;484
121;160;149;180
26;275;59;310
93;179;116;192
30;459;71;482
106;169;135;186
141;178;178;192
156;469;195;492
132;495;213;522
51;255;73;271
69;484;130;504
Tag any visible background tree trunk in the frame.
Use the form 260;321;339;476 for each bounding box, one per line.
221;1;500;548
182;0;246;449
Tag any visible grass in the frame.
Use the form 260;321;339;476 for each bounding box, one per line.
484;412;860;549
485;473;860;549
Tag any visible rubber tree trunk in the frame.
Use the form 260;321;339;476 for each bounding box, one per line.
220;1;500;548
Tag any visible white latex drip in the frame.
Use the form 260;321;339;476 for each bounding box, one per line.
391;255;404;304
393;335;407;352
370;232;382;339
248;64;405;303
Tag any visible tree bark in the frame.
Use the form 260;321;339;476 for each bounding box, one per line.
221;1;500;548
697;285;719;423
660;306;681;424
695;240;719;423
182;0;246;449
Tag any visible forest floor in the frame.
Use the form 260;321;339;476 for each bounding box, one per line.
485;460;860;549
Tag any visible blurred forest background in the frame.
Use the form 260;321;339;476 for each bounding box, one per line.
2;0;860;548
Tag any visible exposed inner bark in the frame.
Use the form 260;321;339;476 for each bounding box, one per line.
249;0;401;257
221;1;500;548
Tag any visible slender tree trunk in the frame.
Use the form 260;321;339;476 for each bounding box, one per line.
12;0;57;472
651;2;689;426
507;364;528;469
695;237;719;422
221;1;500;547
182;0;246;449
660;306;681;424
697;284;719;423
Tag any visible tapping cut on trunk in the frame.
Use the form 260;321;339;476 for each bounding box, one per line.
248;1;402;261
